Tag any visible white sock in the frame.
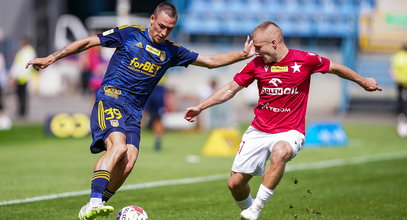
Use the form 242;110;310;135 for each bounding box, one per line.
254;184;274;207
236;194;253;210
89;197;102;205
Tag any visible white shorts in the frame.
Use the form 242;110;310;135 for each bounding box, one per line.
231;126;305;176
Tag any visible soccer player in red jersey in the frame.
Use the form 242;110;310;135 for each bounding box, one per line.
184;21;382;220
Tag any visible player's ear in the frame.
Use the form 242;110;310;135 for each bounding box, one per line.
271;40;278;49
150;14;156;25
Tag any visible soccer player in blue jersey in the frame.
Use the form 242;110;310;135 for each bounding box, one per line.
26;2;255;220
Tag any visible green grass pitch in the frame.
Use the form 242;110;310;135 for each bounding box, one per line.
0;122;406;219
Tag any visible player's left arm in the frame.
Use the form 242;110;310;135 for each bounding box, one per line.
328;61;382;92
192;36;255;69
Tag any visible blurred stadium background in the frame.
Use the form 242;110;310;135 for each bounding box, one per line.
0;0;405;127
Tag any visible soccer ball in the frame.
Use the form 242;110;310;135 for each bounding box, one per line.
116;205;149;220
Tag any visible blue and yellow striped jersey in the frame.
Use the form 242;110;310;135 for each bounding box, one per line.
96;25;198;111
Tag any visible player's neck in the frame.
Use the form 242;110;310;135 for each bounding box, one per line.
274;47;289;63
272;46;289;63
147;29;154;43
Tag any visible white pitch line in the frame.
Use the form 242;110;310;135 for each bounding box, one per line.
1;151;407;206
287;150;407;172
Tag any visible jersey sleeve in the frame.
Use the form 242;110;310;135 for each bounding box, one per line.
97;26;137;48
307;52;331;74
171;44;199;67
233;60;256;87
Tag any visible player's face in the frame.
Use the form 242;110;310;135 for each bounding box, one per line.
253;34;276;63
149;11;177;44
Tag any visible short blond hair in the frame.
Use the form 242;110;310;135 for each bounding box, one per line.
252;21;284;43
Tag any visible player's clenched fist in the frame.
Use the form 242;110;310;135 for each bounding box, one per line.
362;77;382;92
184;106;201;122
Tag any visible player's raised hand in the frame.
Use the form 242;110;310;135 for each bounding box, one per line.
362;77;382;92
243;35;255;58
184;106;202;122
25;56;55;71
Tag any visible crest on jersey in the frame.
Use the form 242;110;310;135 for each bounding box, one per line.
110;120;119;127
159;51;166;61
104;86;122;99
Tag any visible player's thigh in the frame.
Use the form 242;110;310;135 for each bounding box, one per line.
232;126;271;176
90;99;129;153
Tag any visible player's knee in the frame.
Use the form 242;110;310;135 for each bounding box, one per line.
272;141;293;162
111;143;128;157
227;177;245;191
124;145;138;174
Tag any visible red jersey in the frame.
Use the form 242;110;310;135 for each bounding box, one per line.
234;49;330;134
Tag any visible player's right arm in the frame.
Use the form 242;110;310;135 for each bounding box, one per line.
191;36;255;69
26;35;101;70
184;80;243;122
328;61;382;92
